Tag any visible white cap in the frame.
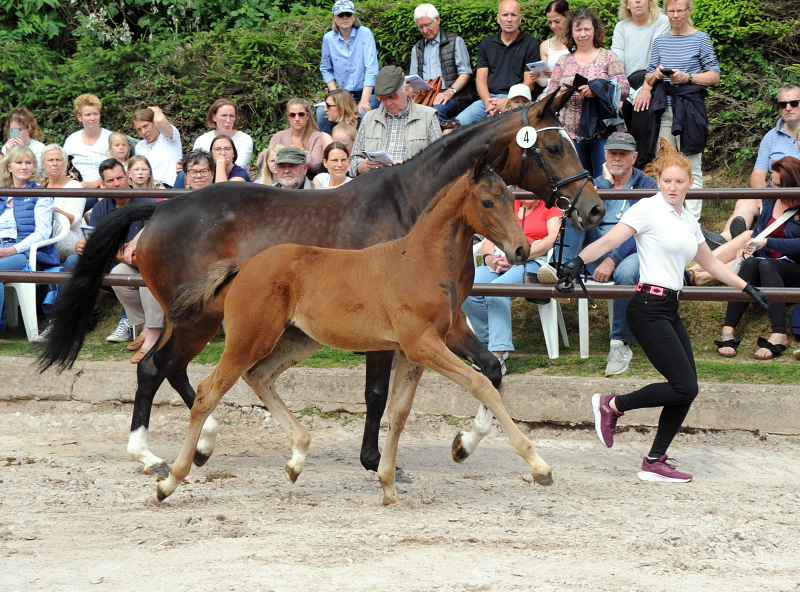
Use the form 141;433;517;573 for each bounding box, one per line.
507;84;532;101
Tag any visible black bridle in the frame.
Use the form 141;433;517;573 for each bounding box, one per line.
516;104;596;305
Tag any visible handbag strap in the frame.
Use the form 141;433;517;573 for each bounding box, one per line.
745;206;799;258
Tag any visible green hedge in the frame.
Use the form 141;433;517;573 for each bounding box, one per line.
1;0;798;169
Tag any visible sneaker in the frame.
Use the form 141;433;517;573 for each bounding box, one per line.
729;216;748;240
605;339;632;376
637;455;693;483
537;263;558;284
106;318;133;343
701;228;727;250
591;393;623;448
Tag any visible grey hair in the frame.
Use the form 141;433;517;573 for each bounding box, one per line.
183;149;215;173
414;4;439;21
42;143;70;166
778;84;800;98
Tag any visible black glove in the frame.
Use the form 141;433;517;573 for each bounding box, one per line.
556;256;584;293
743;282;769;313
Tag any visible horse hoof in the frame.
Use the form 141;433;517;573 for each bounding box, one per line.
285;464;301;484
451;432;470;463
395;467;412;484
144;462;171;479
193;451;212;467
382;492;399;506
533;471;554;486
155;483;170;502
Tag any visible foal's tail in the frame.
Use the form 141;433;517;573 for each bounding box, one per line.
169;260;241;326
36;202;159;373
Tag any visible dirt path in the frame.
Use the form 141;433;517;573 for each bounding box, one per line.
2;399;799;592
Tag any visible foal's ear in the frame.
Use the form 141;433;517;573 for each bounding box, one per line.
539;87;576;116
490;148;510;175
472;151;489;182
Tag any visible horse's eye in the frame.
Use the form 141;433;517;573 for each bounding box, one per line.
481;199;494;209
546;144;561;156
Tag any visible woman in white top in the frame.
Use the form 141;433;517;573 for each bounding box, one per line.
192;99;254;170
40;144;85;261
62;94;113;189
2;107;46;174
558;140;768;483
132;106;182;187
313;142;352;189
538;0;571;89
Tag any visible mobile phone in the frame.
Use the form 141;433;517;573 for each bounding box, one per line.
10;128;20;139
660;67;674;76
572;73;589;88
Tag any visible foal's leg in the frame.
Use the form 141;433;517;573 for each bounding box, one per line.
376;352;425;505
407;332;553;486
445;314;501;462
360;351;395;472
243;327;323;484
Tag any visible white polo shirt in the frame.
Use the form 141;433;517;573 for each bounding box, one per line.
135;125;182;186
620;192;704;291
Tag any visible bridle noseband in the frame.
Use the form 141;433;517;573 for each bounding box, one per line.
515;103;596;305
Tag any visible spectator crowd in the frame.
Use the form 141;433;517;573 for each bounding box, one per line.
1;0;799;373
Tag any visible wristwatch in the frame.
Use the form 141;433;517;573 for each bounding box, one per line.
688;73;693;83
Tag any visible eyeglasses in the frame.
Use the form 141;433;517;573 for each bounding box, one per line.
666;8;688;15
129;167;150;173
325;102;337;108
336;12;354;17
212;146;234;153
377;92;401;102
288;112;308;118
416;20;436;31
186;168;211;178
778;100;800;110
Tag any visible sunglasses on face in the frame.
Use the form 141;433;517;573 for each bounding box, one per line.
778;100;800;110
377;92;401;102
325;102;337;108
336;12;354;17
288;112;308;118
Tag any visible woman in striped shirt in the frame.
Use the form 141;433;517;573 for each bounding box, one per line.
645;0;720;220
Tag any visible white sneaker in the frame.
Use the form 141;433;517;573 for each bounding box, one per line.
106;319;134;342
537;263;558;284
605;339;632;376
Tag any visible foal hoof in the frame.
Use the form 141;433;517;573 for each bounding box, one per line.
451;432;470;464
155;482;171;502
533;471;554;486
144;462;171;480
193;450;212;468
285;464;301;484
394;467;412;484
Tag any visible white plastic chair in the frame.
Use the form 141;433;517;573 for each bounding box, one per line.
578;279;615;359
4;212;70;341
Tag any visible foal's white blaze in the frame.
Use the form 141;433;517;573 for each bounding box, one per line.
127;426;165;469
459;404;494;455
196;416;220;456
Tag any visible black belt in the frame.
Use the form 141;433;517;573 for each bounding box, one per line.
636;282;682;300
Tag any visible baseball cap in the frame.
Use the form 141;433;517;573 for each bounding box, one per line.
332;0;356;15
507;84;532;102
605;132;637;151
275;146;307;165
374;65;406;97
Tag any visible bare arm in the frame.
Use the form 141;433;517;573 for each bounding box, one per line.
475;67;490;105
529;216;562;259
693;242;748;290
749;168;768;188
578;223;636;265
149;106;175;140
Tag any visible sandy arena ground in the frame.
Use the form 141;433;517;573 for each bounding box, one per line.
2;396;800;592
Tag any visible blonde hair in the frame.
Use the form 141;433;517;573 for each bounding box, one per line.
74;94;102;115
331;122;357;142
643;138;693;181
663;0;694;26
4;107;43;142
126;155;157;189
325;89;359;128
258;144;285;185
108;132;130;159
617;0;663;25
285;98;318;147
0;144;41;187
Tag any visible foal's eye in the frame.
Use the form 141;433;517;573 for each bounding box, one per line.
481;199;494;209
546;144;561;156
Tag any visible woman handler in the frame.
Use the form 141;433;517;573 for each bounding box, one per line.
558;140;768;482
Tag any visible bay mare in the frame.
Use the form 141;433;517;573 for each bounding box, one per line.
157;157;552;504
38;90;605;478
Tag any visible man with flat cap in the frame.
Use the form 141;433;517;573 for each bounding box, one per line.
273;146;319;190
350;65;442;177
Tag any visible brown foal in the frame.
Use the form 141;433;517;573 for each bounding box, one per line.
157;154;553;504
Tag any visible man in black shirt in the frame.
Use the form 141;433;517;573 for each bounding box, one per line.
455;0;540;125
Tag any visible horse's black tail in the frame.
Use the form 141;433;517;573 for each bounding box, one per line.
36;202;159;373
169;260;241;326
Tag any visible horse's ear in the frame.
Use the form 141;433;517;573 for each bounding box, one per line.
490;148;510;175
539;87;577;116
472;151;489;182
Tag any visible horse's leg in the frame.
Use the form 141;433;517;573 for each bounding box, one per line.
242;327;323;484
127;352;169;477
360;351;395;472
407;331;553;486
445;314;500;463
376;352;425;505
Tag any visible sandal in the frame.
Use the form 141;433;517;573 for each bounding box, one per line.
755;337;786;359
714;333;741;358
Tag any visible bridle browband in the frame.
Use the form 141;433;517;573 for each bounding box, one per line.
515;103;596;305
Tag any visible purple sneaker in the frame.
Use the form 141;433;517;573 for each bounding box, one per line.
591;393;623;448
638;455;693;483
